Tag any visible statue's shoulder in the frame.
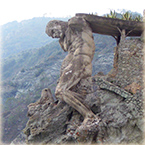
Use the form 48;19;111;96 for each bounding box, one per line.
68;16;89;30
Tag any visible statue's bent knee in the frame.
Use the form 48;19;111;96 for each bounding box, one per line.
46;17;97;122
55;87;64;100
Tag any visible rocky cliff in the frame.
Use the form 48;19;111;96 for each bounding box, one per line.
22;38;144;144
13;15;144;144
2;34;115;144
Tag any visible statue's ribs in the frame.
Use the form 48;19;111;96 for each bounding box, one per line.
76;13;143;37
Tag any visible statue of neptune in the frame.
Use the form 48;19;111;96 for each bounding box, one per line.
46;16;100;127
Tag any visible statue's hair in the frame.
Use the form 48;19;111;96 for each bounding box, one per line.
46;20;68;35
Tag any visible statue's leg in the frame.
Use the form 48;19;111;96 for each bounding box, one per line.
55;77;94;119
55;56;100;122
56;85;95;118
56;88;100;128
61;89;95;118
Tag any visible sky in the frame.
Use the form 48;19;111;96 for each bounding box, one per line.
0;0;145;26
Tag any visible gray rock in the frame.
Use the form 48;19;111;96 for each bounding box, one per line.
23;38;143;144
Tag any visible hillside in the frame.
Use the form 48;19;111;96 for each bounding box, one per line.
2;26;116;143
1;17;69;58
2;33;115;81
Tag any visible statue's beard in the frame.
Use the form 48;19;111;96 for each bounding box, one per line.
51;29;64;38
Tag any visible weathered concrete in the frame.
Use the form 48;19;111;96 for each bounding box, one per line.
76;13;144;37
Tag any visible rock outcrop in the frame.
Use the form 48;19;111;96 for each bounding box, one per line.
22;15;144;144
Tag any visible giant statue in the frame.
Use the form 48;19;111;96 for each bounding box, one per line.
24;14;144;143
45;17;100;127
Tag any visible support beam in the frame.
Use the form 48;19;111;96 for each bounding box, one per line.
76;13;143;37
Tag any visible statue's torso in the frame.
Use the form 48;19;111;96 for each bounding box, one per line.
59;27;95;78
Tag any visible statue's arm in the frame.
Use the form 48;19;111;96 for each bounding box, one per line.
59;30;72;52
59;38;66;51
68;17;86;30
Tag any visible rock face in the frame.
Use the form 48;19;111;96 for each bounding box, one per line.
23;17;144;144
2;34;115;144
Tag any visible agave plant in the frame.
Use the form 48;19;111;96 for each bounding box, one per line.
134;15;143;21
105;10;117;18
122;11;132;20
104;10;142;22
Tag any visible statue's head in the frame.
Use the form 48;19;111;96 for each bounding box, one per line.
45;20;68;38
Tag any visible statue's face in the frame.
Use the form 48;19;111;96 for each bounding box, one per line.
46;20;66;38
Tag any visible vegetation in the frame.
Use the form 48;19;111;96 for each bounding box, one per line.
1;17;69;58
122;11;132;20
2;41;62;80
134;15;142;21
105;10;117;18
104;10;143;21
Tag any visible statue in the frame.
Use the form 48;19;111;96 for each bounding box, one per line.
45;16;100;128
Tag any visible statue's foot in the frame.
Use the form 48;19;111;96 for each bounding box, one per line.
81;116;101;131
74;116;101;142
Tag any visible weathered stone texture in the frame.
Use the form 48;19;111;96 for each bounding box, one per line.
22;38;143;144
22;24;144;144
110;39;144;115
114;39;143;88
